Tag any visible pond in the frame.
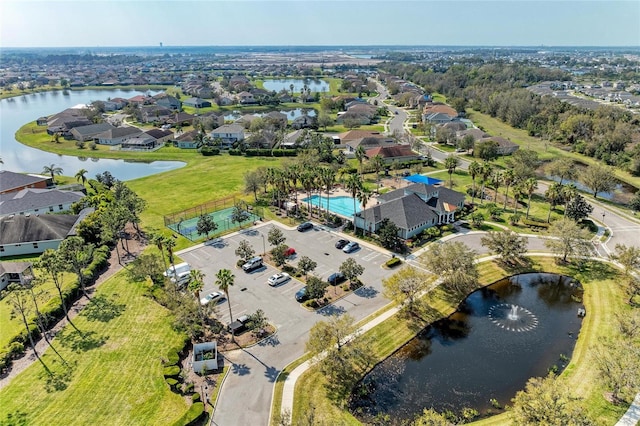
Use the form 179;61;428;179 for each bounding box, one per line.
262;78;329;93
348;273;585;424
0;89;185;181
223;108;316;122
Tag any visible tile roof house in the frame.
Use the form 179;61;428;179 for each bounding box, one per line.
478;136;520;156
0;262;35;291
0;211;88;257
345;136;397;154
175;130;200;149
143;128;174;145
70;122;116;142
154;94;182;110
210;124;245;147
141;105;173;123
354;183;465;239
364;145;420;163
95;126;143;145
0;188;85;218
0;171;52;195
422;103;459;124
183;97;212;108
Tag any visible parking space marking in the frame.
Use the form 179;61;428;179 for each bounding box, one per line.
362;251;382;262
281;282;304;294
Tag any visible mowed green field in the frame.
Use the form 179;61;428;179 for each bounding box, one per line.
0;272;188;426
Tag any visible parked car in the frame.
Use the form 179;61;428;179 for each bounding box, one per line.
242;256;263;272
297;222;313;232
170;271;191;287
335;239;349;249
343;241;360;253
284;247;296;257
200;291;224;306
268;272;291;287
228;314;250;334
164;262;190;277
295;286;309;302
327;272;346;285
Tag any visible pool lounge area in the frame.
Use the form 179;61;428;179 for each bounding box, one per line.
301;195;360;217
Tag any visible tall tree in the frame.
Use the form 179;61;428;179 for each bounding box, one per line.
502;168;515;210
492;169;503;202
150;232;168;273
188;269;205;302
613;244;640;277
216;269;235;324
319;167;336;218
565;194;593;222
370;155;385;192
301;169;317;219
468;160;482;204
75;168;88;186
344;173;363;228
267;227;286;247
479;162;493;204
545;182;563;223
383;266;432;317
444;155;460;189
580;164;616;199
545;158;576;185
423;241;478;296
36;249;81;333
481;230;528;266
523;177;538;219
235;239;255;261
57;236;94;299
561;183;578;218
544;219;592;263
297;256;317;279
339;258;365;286
196;214;217;240
354;145;366;176
243;170;261;202
42;163;63;182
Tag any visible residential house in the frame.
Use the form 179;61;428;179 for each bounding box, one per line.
0;262;35;291
345;136;397;154
354;183;465;240
364;145;420;163
0;188;85;218
0;210;89;257
169;112;196;127
155;94;182;111
0;171;52;195
95;126;143;145
175;130;200;149
70;122;115;142
45;108;92;135
263;111;288;129
217;96;234;106
456;128;489;143
478;136;520;156
237;114;260;128
103;97;128;111
210;124;244;147
120;135;158;151
128;95;152;105
141;105;173;123
237;91;257;104
291;115;317;130
183;97;212;108
281;129;311;148
336;110;373;126
143;128;174;145
199;111;225;128
422;103;459;124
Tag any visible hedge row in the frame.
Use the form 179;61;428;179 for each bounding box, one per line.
0;244;111;371
171;402;205;426
521;218;550;229
200;147;220;156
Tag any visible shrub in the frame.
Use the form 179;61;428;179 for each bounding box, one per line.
200;147;220;156
164;365;181;377
191;392;201;402
166;378;178;388
522;218;550;229
228;149;242;156
385;257;402;268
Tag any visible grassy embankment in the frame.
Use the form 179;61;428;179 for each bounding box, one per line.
285;257;629;426
0;272;189;426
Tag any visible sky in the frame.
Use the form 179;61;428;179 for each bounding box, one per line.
1;0;639;48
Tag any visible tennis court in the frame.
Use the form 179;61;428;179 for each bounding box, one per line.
167;206;260;241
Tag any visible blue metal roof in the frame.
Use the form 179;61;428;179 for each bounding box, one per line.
404;174;443;185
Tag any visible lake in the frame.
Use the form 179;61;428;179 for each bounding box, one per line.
223;108;316;122
0;89;185;181
262;78;329;93
349;273;584;423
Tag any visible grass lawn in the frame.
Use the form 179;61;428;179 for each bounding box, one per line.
288;256;629;425
0;267;77;350
0;271;189;426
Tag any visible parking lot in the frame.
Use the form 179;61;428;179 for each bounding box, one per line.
177;221;396;330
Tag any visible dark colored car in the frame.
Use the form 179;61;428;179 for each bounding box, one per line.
335;239;349;249
327;272;346;285
297;222;313;232
295;286;308;302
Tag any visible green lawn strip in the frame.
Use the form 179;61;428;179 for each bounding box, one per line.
0;271;189;425
466;109;640;189
290;256;626;425
0;270;77;350
268;353;314;425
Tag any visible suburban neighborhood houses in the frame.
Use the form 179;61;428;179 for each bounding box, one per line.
1;41;640;426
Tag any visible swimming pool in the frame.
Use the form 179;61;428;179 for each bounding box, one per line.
301;195;360;217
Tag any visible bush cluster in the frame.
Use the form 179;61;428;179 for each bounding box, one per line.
521;218;550;229
385;257;402;268
200;147;220;156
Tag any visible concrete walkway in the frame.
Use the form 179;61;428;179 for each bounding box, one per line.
615;393;640;426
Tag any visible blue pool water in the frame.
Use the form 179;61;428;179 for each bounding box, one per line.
302;195;360;217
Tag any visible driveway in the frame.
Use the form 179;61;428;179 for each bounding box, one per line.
177;221;396;426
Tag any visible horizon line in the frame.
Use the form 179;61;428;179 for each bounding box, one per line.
2;44;639;49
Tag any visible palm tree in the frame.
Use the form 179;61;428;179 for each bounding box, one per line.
75;168;88;186
289;83;295;98
344;173;363;230
370;155;385;193
164;237;177;278
523;177;538;219
501;169;515;210
512;183;524;214
356;186;371;233
479;162;493;204
286;163;301;204
150;232;168;273
444;155;460;189
42;163;63;183
468;160;482;204
354;145;366;177
492;169;502;203
561;183;578;218
545;182;563;223
216;269;235;326
319;167;336;219
188;269;205;302
301;169;317;219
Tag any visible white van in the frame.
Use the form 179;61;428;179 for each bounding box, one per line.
171;270;192;287
164;262;191;278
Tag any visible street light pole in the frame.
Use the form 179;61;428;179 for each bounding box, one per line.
261;233;266;256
